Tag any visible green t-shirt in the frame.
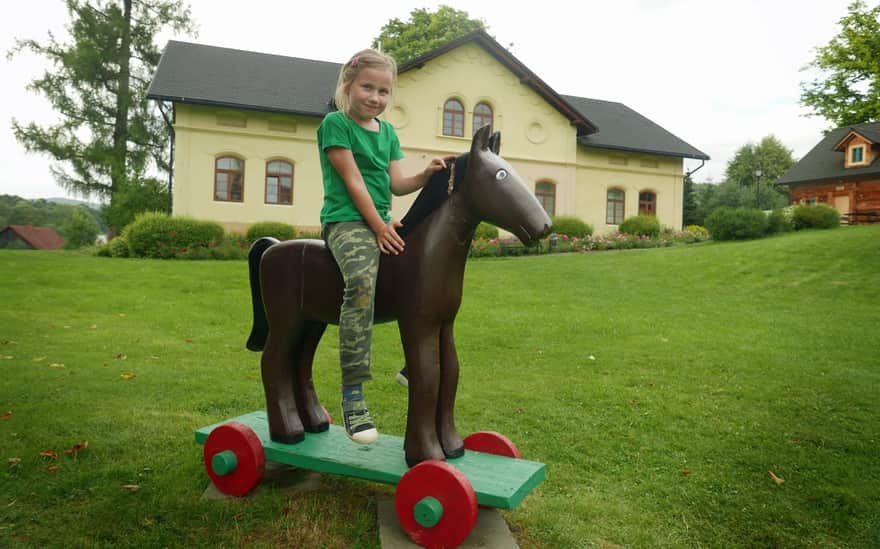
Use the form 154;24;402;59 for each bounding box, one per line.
318;111;404;224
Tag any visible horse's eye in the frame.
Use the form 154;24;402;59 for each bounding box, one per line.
495;169;508;181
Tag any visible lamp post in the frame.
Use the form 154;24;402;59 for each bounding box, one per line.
754;167;763;208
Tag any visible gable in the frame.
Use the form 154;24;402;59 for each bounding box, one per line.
391;43;579;161
399;30;597;136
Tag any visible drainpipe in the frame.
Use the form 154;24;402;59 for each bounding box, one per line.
682;159;706;227
686;159;706;179
157;101;175;215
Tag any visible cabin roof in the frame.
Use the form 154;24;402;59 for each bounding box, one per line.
777;121;880;185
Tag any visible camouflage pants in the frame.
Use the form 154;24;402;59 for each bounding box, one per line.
323;221;379;386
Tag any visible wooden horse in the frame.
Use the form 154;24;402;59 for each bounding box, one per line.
246;125;552;466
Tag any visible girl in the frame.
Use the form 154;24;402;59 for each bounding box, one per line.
318;48;451;443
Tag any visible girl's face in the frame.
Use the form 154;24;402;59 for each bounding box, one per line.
346;67;393;125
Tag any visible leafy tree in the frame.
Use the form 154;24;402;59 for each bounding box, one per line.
683;173;698;226
372;5;486;64
101;179;168;234
800;0;880;126
8;0;195;231
62;207;101;248
725;136;795;210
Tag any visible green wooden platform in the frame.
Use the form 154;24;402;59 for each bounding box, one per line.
195;411;546;509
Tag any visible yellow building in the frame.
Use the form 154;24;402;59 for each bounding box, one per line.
147;31;708;235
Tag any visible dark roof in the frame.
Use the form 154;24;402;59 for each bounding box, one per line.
147;36;706;160
777;121;880;185
147;41;339;116
563;96;709;160
1;225;65;249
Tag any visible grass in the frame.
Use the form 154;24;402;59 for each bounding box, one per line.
2;226;879;548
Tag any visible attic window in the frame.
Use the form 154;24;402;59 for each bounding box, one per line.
850;145;865;164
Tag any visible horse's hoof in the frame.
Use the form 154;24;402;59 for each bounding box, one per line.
443;445;465;459
304;422;329;434
270;431;305;444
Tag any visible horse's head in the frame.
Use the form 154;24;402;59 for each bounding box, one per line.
461;125;552;245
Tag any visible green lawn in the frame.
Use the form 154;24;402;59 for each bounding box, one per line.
2;226;879;548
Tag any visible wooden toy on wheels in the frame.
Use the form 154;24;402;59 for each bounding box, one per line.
198;411;545;549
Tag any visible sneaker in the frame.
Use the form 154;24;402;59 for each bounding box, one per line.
396;367;409;388
342;398;378;444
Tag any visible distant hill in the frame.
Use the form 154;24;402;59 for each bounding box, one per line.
46;197;104;210
0;194;107;233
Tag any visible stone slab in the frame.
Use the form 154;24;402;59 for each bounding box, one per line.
377;497;520;549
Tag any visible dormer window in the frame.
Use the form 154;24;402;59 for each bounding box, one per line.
834;130;874;168
851;145;865;164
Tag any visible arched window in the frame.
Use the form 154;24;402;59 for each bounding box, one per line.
443;99;465;137
535;181;556;216
473;102;493;134
639;191;656;215
265;160;294;205
606;189;625;224
215;156;244;202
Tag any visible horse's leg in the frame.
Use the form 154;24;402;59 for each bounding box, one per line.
295;320;330;433
437;321;464;458
400;321;445;466
261;318;306;444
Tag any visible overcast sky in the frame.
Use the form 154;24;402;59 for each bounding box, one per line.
0;0;857;200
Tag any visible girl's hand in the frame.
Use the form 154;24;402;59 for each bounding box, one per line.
376;220;405;255
424;156;457;179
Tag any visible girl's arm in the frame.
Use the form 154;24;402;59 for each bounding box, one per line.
388;156;455;196
326;147;405;254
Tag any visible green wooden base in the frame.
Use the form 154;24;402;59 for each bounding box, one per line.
196;411;546;509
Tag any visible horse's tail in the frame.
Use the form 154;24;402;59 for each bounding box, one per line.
246;237;279;352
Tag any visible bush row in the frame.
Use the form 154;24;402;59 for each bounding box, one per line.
98;213;307;260
704;204;839;241
469;226;710;257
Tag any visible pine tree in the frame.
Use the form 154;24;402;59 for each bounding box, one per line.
9;0;196;230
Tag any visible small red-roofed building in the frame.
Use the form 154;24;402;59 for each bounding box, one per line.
0;224;66;250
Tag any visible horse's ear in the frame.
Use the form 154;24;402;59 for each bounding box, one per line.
471;124;491;154
488;131;501;155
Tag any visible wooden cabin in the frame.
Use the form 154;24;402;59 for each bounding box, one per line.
777;122;880;224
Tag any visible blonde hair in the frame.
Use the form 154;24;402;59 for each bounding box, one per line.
333;48;398;114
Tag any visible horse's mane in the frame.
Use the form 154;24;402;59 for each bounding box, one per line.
398;153;469;238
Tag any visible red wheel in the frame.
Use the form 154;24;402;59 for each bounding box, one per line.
395;460;478;549
203;422;265;496
463;431;521;459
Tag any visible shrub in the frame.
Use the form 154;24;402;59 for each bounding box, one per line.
791;204;840;230
551;215;592;238
246;221;297;242
108;237;130;258
469;237;501;257
619;215;660;237
704;207;768;241
766;209;792;234
473;222;499;240
684;225;709;237
124;212;224;258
